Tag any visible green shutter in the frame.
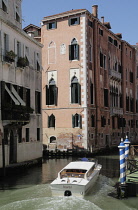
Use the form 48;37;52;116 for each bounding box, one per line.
54;86;58;106
79;115;82;129
47;23;49;30
69;45;72;60
76;44;79;60
46;85;49;105
48;116;50;128
78;83;81;105
72;115;75;128
68;18;71;26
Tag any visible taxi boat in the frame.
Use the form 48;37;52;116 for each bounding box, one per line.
50;159;102;197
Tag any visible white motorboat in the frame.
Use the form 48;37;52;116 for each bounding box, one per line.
50;158;102;197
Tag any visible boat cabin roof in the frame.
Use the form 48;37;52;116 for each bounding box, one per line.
62;161;95;171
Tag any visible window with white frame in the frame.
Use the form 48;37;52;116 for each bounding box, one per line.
69;38;79;60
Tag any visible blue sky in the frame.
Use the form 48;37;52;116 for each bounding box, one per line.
22;0;138;45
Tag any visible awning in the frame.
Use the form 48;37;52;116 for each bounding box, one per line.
11;86;26;106
5;84;20;105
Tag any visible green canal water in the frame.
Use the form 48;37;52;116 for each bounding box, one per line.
0;156;138;210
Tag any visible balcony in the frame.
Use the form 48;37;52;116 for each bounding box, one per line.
110;107;123;115
1;104;33;124
109;69;121;81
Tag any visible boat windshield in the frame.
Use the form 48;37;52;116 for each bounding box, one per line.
60;169;87;178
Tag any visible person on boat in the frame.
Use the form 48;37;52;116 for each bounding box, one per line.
81;157;88;161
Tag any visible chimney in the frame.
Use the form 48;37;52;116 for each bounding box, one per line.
92;5;98;18
101;16;104;24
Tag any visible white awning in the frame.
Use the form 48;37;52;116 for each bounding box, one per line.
11;86;26;106
5;84;20;105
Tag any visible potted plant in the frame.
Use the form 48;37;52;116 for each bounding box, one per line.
17;57;29;68
5;50;17;62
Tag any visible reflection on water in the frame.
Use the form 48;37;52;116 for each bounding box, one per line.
0;156;138;210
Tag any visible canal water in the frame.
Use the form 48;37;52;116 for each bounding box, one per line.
0;156;138;210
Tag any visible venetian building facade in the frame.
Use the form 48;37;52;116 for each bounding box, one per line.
0;0;42;169
41;5;136;152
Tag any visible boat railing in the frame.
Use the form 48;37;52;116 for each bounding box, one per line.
60;170;86;179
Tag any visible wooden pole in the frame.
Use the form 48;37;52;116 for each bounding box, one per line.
2;138;6;177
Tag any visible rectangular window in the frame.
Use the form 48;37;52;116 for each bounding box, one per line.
4;33;9;54
26;128;29;142
69;17;80;26
108;36;113;43
46;85;58;105
26;88;30;107
35;91;41;114
100;52;103;67
69;44;79;60
137;66;138;78
130;72;133;83
17;41;21;58
2;0;7;12
15;4;21;23
47;22;57;30
88;20;93;28
72;114;82;128
91;115;95;127
90;82;93;104
103;55;106;69
104;89;108;107
114;40;118;47
99;28;103;36
18;128;22;143
37;128;40;141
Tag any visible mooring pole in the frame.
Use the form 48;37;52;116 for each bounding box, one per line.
124;136;130;170
2;138;6;177
118;138;127;198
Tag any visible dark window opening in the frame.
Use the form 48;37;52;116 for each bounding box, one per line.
101;116;106;127
99;28;103;36
90;82;93;104
47;22;57;30
91;115;95;127
46;78;58;105
48;114;55;128
18;128;22;143
26;128;29;142
16;12;20;22
69;17;80;26
2;0;7;12
50;136;56;143
35;91;41;114
37;128;40;141
104;89;108;107
71;76;81;104
88;20;93;28
72;114;82;128
69;38;79;60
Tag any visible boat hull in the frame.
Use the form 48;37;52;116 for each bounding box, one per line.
51;168;100;197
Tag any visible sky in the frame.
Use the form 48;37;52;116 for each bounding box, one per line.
22;0;138;45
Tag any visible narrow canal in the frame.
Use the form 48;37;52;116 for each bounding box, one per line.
0;156;137;210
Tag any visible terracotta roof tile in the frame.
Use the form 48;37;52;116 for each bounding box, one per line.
43;9;87;20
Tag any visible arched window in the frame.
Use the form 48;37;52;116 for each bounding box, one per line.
48;114;55;128
69;38;79;60
71;76;81;104
72;113;82;128
46;78;58;105
50;136;56;143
